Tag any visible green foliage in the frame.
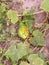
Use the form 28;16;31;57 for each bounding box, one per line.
15;43;29;61
0;24;2;30
29;37;36;45
23;10;29;16
13;63;17;65
0;17;6;24
0;3;7;24
0;63;4;65
46;61;49;65
4;43;17;62
0;47;2;57
0;1;48;65
7;10;18;24
10;28;16;36
38;52;44;59
23;7;34;16
0;34;6;41
20;61;30;65
27;54;44;65
22;8;35;34
29;30;44;46
41;0;49;12
23;18;34;34
0;3;7;17
0;30;8;41
4;42;32;63
6;38;11;42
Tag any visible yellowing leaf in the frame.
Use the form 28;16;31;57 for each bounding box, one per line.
18;22;29;39
7;10;18;24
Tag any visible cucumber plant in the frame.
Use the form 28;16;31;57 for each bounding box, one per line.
0;0;49;65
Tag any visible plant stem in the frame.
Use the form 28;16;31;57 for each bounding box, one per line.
17;10;45;17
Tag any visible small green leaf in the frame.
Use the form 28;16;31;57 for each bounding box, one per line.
7;10;18;24
0;47;2;56
28;54;44;65
29;37;36;46
38;52;44;59
0;3;6;24
23;10;29;16
10;28;16;36
29;30;44;46
4;43;17;62
33;30;44;46
6;38;11;42
0;3;7;12
23;16;34;33
20;61;30;65
25;21;34;33
0;24;2;30
23;7;34;16
41;0;49;12
13;63;17;65
22;8;35;34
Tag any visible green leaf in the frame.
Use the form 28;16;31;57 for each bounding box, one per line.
29;37;37;46
6;38;11;42
7;10;18;24
10;28;16;36
38;52;44;59
23;7;34;16
20;61;30;65
13;63;17;65
29;30;44;46
23;10;29;16
0;3;6;24
0;47;2;57
0;3;7;12
0;63;4;65
27;54;44;65
0;17;6;24
0;3;6;12
0;24;2;30
5;42;17;62
33;30;44;46
16;43;30;61
0;3;6;17
22;8;35;33
0;34;5;41
41;0;49;12
4;42;31;62
23;15;34;33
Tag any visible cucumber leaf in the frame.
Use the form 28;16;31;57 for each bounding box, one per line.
27;54;44;65
29;30;44;46
20;61;30;65
7;10;18;24
41;0;49;12
5;42;31;62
